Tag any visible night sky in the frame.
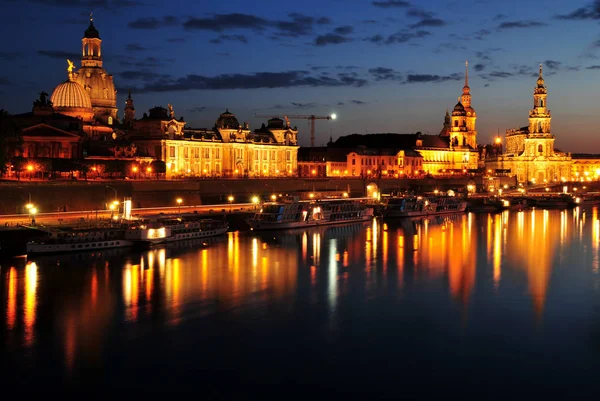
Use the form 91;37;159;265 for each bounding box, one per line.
1;0;600;150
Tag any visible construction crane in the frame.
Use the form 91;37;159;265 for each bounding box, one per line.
255;114;337;147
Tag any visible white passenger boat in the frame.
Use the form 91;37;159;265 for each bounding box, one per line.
247;197;374;231
125;215;229;245
383;196;467;218
26;226;133;254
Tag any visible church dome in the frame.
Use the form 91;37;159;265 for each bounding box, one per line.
452;101;466;116
84;20;100;39
51;80;93;109
215;109;240;129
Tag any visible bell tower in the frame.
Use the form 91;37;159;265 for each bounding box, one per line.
81;13;102;68
124;89;135;127
529;64;551;134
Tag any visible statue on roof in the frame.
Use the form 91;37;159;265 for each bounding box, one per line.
168;104;174;119
67;59;76;81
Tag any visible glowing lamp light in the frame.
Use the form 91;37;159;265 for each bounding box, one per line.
176;198;183;204
109;204;116;211
330;113;337;120
342;192;349;198
147;167;152;173
26;164;34;172
309;193;315;199
270;194;277;201
251;196;259;204
495;137;501;144
25;203;33;210
132;166;138;172
227;195;234;202
29;207;37;215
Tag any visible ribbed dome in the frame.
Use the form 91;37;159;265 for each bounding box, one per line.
51;80;92;109
452;101;466;116
215;109;240;129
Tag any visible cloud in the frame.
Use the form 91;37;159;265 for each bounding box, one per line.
407;8;434;19
586;65;600;69
37;50;79;59
368;30;430;44
189;106;206;113
350;100;367;105
334;25;354;35
21;0;142;8
368;67;402;80
209;34;248;44
183;12;328;38
497;20;547;30
410;18;445;29
493;13;508;20
555;1;600;20
315;33;353;46
128;15;179;29
404;73;461;83
544;60;562;70
0;51;22;61
118;70;172;82
372;0;410;7
474;63;485;72
291;102;317;108
117;56;174;68
129;70;367;93
125;43;146;52
337;101;345;106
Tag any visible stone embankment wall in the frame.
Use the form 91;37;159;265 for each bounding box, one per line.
0;176;493;215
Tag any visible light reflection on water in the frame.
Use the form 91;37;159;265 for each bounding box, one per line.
1;208;600;393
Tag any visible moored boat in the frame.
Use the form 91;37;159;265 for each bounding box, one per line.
247;197;374;230
26;225;133;255
125;215;229;245
383;195;467;218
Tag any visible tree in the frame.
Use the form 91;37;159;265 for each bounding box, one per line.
150;160;166;179
0;109;22;174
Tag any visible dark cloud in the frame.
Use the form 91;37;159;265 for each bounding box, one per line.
37;50;79;59
209;34;248;44
291;102;317;108
129;70;367;93
493;13;508;20
410;18;445;29
368;30;430;44
337;101;345;106
404;73;461;83
128;16;179;29
118;56;174;68
407;9;434;19
497;20;547;30
555;1;600;20
189;106;206;113
544;60;562;70
125;43;146;52
474;63;485;72
0;51;22;61
336;65;360;70
22;0;142;7
350;100;367;105
183;12;327;38
474;29;492;40
372;0;410;8
315;34;353;46
586;65;600;69
118;70;172;82
334;25;354;35
368;67;402;80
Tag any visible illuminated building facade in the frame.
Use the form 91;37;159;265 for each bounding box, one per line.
128;107;299;178
485;65;572;184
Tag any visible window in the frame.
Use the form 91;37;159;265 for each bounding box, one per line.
194;148;199;158
352;159;356;165
203;148;210;158
184;147;189;158
108;116;113;125
538;144;543;153
454;120;458;127
169;146;175;157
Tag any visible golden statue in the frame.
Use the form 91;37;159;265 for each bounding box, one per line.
67;59;76;80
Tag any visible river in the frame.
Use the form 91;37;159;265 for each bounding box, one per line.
2;208;600;397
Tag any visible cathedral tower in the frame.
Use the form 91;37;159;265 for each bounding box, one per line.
528;64;551;134
124;89;135;127
74;14;118;125
449;62;477;148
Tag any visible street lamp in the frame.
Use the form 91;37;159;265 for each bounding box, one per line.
106;185;117;202
176;197;183;213
29;207;37;225
227;195;234;203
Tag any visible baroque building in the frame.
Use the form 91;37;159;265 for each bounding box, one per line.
126;106;299;178
485;65;572;183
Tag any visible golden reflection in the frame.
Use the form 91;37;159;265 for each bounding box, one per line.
447;215;476;306
7;266;17;330
382;228;388;274
397;233;404;287
302;232;308;263
343;250;349;267
328;239;338;311
91;268;98;307
24;262;38;346
493;214;502;288
313;233;321;266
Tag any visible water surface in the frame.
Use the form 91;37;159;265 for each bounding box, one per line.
2;209;600;397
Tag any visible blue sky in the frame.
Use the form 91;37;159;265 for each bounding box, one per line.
1;0;600;150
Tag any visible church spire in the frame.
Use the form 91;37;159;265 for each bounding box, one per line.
463;60;470;94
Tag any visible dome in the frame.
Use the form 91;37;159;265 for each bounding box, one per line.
215;109;240;129
85;21;100;39
51;80;92;109
452;101;466;116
